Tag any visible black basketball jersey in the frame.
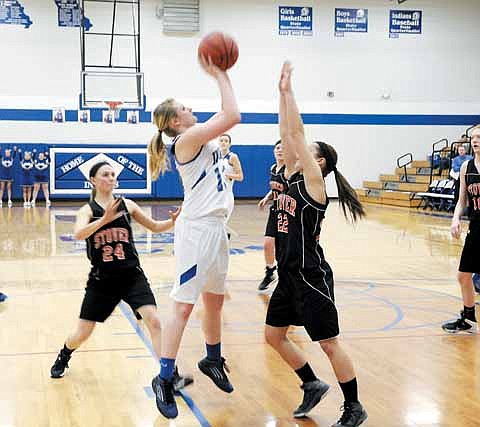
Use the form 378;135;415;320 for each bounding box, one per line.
270;164;288;211
465;159;480;222
86;199;140;274
276;172;328;271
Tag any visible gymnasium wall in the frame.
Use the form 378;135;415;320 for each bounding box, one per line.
0;0;479;199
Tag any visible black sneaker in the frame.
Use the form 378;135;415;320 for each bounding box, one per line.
151;375;178;419
198;357;233;393
172;365;194;392
50;349;71;378
442;311;478;334
0;292;7;303
257;267;278;294
293;379;331;418
332;401;368;427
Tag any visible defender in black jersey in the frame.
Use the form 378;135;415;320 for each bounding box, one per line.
442;126;480;334
50;162;192;407
265;62;367;427
258;140;288;293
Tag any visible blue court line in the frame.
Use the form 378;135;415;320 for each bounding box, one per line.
118;302;211;427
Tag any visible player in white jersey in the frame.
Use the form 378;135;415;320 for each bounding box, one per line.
219;134;243;222
147;56;241;419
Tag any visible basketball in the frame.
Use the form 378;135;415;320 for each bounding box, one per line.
197;32;239;71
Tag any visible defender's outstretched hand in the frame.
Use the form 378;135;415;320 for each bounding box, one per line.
279;61;293;94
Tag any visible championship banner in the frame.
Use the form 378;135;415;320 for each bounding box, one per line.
0;0;32;28
50;147;151;195
55;0;92;30
278;6;313;36
335;8;368;36
389;10;422;38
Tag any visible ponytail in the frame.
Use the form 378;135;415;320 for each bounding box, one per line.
314;141;365;223
149;98;179;181
332;168;365;223
148;131;170;181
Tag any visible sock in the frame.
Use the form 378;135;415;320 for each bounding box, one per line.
206;342;221;361
339;378;358;403
464;306;476;321
160;357;176;381
295;363;317;384
62;343;74;356
266;265;276;274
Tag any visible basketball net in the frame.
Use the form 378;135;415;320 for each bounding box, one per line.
104;101;123;121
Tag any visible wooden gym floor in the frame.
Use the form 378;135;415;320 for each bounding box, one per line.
0;201;478;427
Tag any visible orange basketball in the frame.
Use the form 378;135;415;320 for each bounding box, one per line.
198;32;239;71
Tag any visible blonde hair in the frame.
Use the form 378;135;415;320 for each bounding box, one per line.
470;124;480;134
148;98;178;181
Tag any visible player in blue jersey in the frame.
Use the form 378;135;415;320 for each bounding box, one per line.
148;55;241;419
219;133;244;223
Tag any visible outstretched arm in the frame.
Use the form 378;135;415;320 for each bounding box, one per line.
279;62;326;204
125;199;181;233
175;57;241;163
279;90;296;178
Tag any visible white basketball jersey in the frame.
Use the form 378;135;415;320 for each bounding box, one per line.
222;152;235;193
173;137;228;220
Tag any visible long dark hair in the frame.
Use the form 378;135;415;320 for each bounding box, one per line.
89;161;111;201
314;141;365;222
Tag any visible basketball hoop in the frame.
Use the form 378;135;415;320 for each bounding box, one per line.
104;101;123;121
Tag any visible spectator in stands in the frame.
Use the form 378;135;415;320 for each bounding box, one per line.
437;147;450;176
451;144;473;204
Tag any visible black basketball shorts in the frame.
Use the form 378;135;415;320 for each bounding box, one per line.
264;208;278;238
459;220;480;274
80;266;156;322
265;264;339;341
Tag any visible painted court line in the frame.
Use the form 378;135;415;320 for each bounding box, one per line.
118;302;211;427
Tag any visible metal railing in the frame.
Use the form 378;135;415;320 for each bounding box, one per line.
429;138;448;184
397;152;413;183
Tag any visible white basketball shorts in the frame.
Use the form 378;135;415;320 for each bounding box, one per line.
170;216;229;304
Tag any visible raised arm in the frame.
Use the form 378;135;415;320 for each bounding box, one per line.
279;62;326;204
175;57;241;162
450;161;469;239
279;90;297;178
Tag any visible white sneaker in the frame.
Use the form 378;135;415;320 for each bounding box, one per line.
0;200;2;208
23;202;27;208
46;200;51;207
7;200;12;208
31;200;36;207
